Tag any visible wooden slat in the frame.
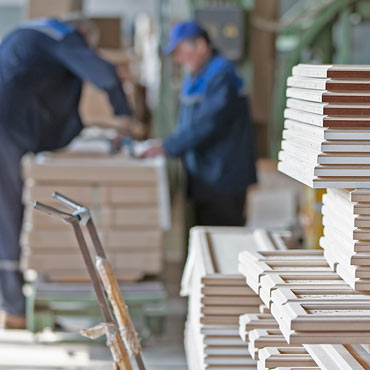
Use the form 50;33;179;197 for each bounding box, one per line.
305;344;370;370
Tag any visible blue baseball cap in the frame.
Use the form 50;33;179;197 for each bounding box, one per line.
162;21;207;55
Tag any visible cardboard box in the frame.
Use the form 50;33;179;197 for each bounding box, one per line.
26;0;83;19
89;17;122;49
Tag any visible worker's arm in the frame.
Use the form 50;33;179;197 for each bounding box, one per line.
162;72;238;157
54;32;132;116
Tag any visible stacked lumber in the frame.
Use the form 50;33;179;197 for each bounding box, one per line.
321;188;370;291
238;61;370;370
182;227;287;370
21;148;170;282
278;64;370;188
238;251;370;369
240;312;370;369
239;312;319;368
238;250;370;345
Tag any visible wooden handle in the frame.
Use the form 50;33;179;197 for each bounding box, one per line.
96;257;143;364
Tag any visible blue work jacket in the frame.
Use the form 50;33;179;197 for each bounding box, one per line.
163;53;257;198
0;18;131;153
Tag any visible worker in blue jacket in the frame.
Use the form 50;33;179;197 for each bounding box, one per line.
146;21;257;227
0;17;133;328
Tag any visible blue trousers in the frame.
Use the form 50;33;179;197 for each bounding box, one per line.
0;128;25;315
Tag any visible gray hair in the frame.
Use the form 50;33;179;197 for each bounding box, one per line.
61;13;100;47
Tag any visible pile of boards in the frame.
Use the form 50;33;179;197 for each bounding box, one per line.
243;63;370;369
238;249;370;369
321;188;370;292
182;226;287;370
278;64;370;188
21;145;170;282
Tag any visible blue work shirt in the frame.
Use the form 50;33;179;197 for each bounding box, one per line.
163;53;257;198
0;18;131;153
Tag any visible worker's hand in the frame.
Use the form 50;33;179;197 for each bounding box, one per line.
143;140;165;158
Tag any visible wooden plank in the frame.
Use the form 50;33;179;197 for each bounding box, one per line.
204;336;247;346
259;271;346;295
286;87;370;104
271;302;370;344
249;329;295;361
322;244;370;279
274;300;370;332
278;161;370;189
204;346;250;356
240;250;324;261
239;314;278;331
258;347;315;369
284;108;370;128
201;305;261;316
201;296;261;306
201;275;248;286
280;143;370;167
325;190;370;215
239;314;278;342
322;221;370;253
321;236;370;266
271;286;370;306
322;204;370;230
204;355;256;366
283;130;370;153
239;251;329;282
305;344;370;370
201;325;240;336
292;64;370;79
284;119;370;141
287;98;370;116
287;76;370;91
201;286;256;297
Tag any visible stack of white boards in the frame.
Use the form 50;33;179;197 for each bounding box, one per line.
278;64;370;188
240;312;319;369
181;226;287;370
21;148;170;282
239;312;370;369
321;188;370;291
238;249;370;347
